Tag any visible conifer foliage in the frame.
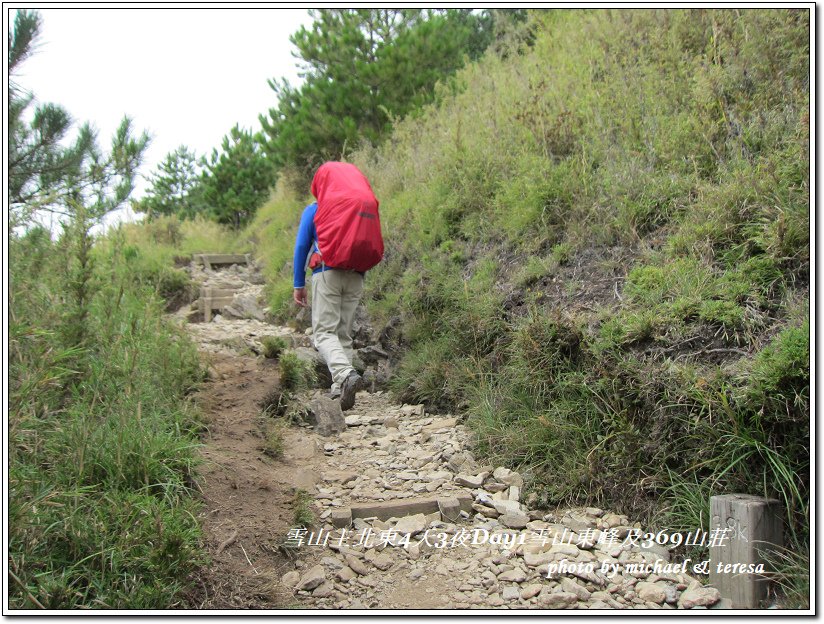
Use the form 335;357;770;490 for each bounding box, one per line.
9;11;148;225
135;145;204;219
260;9;495;179
199;126;275;229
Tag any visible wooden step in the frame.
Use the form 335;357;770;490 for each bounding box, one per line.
199;286;240;322
331;493;474;527
193;253;251;270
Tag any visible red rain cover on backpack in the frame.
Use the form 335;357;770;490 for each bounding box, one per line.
310;162;384;272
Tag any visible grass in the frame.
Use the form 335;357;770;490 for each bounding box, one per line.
95;215;241;312
262;335;289;360
291;489;316;529
764;542;811;609
261;418;288;459
346;8;809;597
278;351;317;393
9;219;208;609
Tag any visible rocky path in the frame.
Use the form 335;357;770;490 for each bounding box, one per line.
176;258;725;611
280;393;723;610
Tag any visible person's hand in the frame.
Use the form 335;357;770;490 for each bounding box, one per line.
293;287;308;308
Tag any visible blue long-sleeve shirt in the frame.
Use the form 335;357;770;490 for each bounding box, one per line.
293;202;324;288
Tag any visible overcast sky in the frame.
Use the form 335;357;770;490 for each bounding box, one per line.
14;7;313;204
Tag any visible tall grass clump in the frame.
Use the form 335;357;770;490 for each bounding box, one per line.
9;215;206;609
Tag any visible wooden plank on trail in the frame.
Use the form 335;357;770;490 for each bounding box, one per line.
200;253;250;267
207;297;235;309
202;288;237;299
191;253;251;269
346;493;473;522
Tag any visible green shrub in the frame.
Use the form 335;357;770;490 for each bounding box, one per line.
278;351;317;392
262;419;288;458
292;489;316;528
740;318;810;422
262;335;289;360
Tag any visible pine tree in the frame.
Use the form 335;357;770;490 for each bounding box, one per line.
199;126;275;229
135;145;204;219
9;10;148;226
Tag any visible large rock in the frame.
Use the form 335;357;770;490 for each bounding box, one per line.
492;499;522;515
352;304;373;349
306;395;346;436
281;570;300;588
447;451;477;474
312;580;335;598
454;473;485;488
378;315;402;349
345;555;368;576
500;511;530;529
492;467;524;488
562;511;596;533
371;552;393;571
357;345;389;365
336;566;356;582
222;293;267;321
394;513;427;536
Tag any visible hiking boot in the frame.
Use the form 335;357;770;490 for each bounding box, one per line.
339;371;362;411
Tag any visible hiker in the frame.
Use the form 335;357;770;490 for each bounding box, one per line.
292;162;384;410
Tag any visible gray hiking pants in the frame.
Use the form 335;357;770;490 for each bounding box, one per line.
311;269;364;392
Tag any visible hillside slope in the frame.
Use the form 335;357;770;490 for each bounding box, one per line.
249;8;809;594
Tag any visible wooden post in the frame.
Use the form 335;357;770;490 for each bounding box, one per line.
709;494;783;608
202;287;212;323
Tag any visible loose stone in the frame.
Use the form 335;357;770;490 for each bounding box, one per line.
635;582;666;604
537;590;578;609
297;565;326;591
520;584;544;600
372;552;394;571
677;582;721;609
345;555;369;576
281;570;300;588
502;586;521;601
336;566;356;582
497;568;527;583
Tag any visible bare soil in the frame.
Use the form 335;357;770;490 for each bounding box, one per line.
182;352;320;609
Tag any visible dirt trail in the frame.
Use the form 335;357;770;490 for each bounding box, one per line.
172;261;316;608
175;260;726;611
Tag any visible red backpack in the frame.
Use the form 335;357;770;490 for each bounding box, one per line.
310;162;384;272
